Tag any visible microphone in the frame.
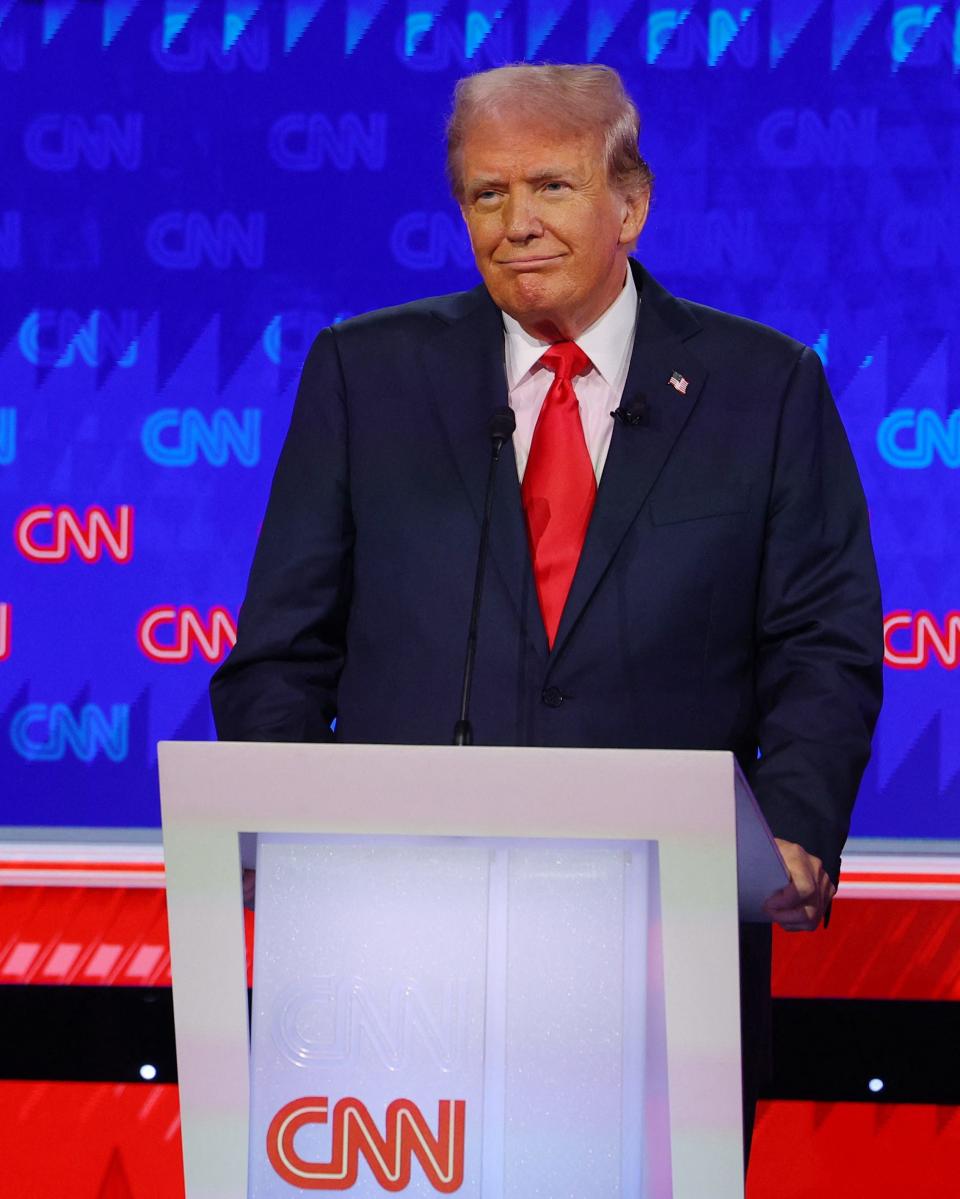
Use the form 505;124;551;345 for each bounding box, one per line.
611;395;647;427
488;406;516;453
453;405;516;746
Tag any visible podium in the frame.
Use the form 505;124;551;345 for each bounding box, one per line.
159;742;787;1199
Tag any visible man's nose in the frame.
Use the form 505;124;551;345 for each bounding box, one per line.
502;190;543;241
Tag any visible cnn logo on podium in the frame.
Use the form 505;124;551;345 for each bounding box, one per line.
266;1095;465;1192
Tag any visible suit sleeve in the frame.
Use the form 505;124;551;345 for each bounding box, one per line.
209;328;352;742
745;346;883;883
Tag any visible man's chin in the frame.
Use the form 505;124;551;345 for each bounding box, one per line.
491;279;563;327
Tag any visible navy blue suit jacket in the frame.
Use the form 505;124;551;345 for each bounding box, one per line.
211;260;882;883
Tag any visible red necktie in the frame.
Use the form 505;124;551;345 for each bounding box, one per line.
521;342;596;649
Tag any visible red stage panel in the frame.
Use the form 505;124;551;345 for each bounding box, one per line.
0;886;254;987
748;1100;960;1198
773;897;960;1000
0;1081;184;1199
0;887;172;986
5;883;955;1001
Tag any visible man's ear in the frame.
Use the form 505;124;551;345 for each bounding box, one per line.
619;188;650;248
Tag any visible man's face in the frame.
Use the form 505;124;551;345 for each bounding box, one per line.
459;116;648;340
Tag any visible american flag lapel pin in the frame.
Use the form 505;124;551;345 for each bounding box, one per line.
668;371;689;395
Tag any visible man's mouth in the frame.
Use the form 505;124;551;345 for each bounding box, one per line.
496;254;564;269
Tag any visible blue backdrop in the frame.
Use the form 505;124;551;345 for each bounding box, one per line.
0;0;957;838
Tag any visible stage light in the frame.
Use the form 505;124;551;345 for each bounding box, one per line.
140;1063;158;1081
868;1077;884;1093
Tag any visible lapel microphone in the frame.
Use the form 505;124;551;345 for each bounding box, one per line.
611;395;648;427
453;405;517;746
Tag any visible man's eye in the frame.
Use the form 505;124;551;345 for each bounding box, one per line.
544;181;569;192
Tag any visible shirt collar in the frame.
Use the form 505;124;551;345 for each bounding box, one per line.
502;266;639;390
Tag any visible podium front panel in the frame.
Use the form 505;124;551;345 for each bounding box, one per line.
160;741;752;1198
248;834;657;1198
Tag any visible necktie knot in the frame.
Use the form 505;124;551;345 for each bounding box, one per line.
539;341;591;382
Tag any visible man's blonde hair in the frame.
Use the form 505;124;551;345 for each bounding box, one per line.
446;63;653;202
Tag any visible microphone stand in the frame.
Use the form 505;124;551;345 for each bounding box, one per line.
453;406;516;746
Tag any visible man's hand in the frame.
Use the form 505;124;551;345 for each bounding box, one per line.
763;839;836;931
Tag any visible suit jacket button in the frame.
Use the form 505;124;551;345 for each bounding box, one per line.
541;686;564;708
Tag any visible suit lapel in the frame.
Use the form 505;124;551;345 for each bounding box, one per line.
550;264;708;661
421;289;548;660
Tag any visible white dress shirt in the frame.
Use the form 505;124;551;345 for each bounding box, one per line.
502;268;639;484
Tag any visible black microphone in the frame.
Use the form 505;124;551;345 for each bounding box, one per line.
453;405;516;746
611;395;647;427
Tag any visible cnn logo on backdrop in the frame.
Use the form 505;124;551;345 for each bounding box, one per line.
267;1095;465;1192
138;606;236;663
15;505;133;563
9;703;129;763
885;611;960;669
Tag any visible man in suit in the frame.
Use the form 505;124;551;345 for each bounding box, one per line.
211;63;883;1155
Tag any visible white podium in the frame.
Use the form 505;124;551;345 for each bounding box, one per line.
159;742;787;1199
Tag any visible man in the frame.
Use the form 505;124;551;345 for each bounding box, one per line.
211;64;883;1154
